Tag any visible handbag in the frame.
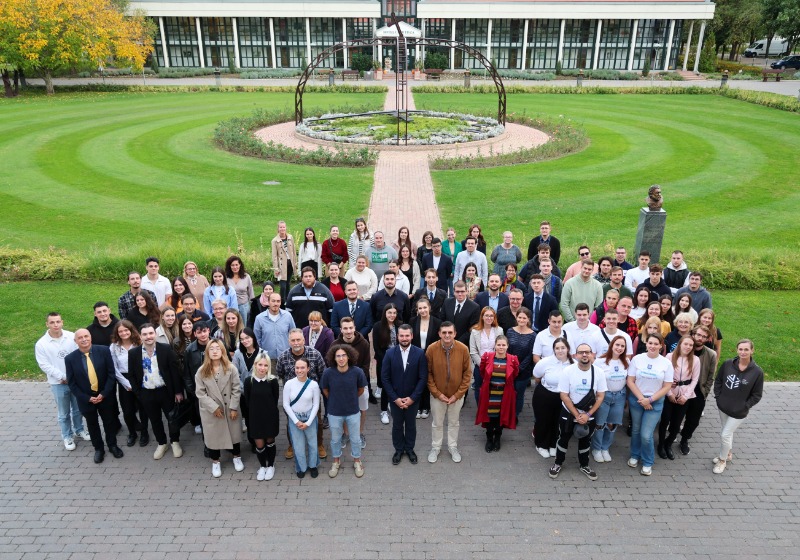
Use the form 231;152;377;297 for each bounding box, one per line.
167;397;192;433
328;239;343;264
573;365;596;412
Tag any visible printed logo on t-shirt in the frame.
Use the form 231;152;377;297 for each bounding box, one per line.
725;374;740;390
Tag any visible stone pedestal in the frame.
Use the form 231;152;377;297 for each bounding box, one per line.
634;207;667;262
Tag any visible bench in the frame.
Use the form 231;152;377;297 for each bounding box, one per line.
341;70;360;81
316;68;333;79
425;69;443;81
762;69;784;82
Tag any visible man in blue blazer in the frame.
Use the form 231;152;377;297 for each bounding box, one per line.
381;325;428;465
330;281;374;338
474;273;510;312
523;274;559;334
65;329;123;463
421;238;453;292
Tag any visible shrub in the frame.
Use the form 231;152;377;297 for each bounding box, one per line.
715;60;762;76
555;60;563;76
795;71;800;80
642;59;651;77
350;53;373;73
698;32;717;73
424;52;448;70
240;69;303;79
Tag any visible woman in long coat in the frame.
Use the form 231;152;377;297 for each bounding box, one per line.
475;336;519;452
196;339;243;478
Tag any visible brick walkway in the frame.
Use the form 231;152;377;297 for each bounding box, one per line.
2;380;798;559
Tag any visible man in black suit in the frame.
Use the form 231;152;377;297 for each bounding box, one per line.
523;274;559;334
421;238;452;293
65;329;123;463
128;323;185;461
411;269;448;318
475;273;510;312
439;281;480;346
330;281;374;338
381;325;429;465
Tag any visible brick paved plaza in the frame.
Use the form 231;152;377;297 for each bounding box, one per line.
2;380;797;559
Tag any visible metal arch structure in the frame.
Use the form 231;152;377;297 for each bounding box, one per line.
294;37;507;126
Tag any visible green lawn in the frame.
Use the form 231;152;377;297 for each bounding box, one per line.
415;93;800;286
0;90;383;273
3;281;796;380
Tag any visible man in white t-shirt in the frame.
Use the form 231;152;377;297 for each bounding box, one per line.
595;308;633;359
623;251;651;291
561;304;603;355
140;257;172;306
533;311;564;363
548;343;607;481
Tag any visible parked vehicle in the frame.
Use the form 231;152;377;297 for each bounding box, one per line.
770;55;800;70
744;38;788;58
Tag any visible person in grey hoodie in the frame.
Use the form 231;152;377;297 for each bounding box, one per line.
712;339;764;474
675;272;712;313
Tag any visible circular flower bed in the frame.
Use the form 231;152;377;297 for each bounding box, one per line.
296;110;504;145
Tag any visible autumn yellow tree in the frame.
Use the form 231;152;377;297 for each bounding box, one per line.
0;0;154;94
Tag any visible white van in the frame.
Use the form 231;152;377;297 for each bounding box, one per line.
744;38;788;58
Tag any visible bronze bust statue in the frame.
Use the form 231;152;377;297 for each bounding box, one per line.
645;184;663;211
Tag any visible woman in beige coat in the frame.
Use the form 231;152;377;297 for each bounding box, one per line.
272;221;298;302
196;339;243;478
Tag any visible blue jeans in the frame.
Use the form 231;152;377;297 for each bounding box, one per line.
237;304;250;328
287;411;319;473
591;389;626;451
50;383;84;440
628;393;664;467
328;413;362;459
472;364;482;405
514;376;531;417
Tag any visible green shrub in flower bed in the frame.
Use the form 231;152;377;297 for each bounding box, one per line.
239;69;304;79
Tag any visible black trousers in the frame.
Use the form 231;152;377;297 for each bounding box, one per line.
659;398;689;445
418;386;431;412
139;387;179;445
680;389;707;442
485;417;503;439
555;409;595;468
532;384;562;450
209;442;241;460
118;384;148;434
390;401;419;452
83;395;119;451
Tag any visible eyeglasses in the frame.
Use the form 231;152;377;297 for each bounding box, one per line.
576;350;592;355
579;252;590;257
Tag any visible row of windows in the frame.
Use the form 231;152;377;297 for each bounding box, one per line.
154;17;684;71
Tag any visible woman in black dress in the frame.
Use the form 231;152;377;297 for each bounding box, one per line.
243;351;280;481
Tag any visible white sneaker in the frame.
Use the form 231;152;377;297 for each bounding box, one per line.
75;430;91;441
549;448;556;457
380;411;390;425
536;447;550;458
171;442;183;458
428;448;440;463
153;444;169;460
264;466;275;481
63;438;76;451
420;410;429;419
242;421;247;433
256;467;267;481
233;457;244;472
194;425;202;435
640;465;652;476
592;450;605;463
212;462;222;478
449;446;462;463
375;388;382;398
602;450;612;462
416;410;422;419
627;458;639;468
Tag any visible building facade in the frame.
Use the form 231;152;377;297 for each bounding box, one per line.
130;0;715;72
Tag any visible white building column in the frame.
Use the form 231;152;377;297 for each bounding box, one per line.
450;19;456;70
682;21;694;71
693;21;706;73
593;19;602;70
663;19;675;71
420;19;426;65
195;17;205;67
305;18;312;67
342;18;348;69
627;19;639;71
158;17;169;68
374;18;380;64
557;19;565;65
486;19;493;64
232;17;241;68
522;19;529;69
269;18;277;68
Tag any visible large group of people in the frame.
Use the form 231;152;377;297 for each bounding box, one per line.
35;219;763;480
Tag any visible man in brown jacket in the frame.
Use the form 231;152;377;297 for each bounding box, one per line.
425;322;471;464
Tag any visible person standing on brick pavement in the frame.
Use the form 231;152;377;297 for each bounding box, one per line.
109;320;149;448
475;335;519;453
246;351;283;481
532;337;573;458
677;325;718;456
548;343;606;481
334;317;372;445
65;329;124;464
283;357;321;479
35;312;90;451
657;336;700;461
425;322;472;464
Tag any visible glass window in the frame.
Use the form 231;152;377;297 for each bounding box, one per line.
562;20;596;69
381;0;417;26
201;17;234;68
347;18;375;64
491;20;524;69
423;18;451;66
633;19;670;70
163;17;199;68
527;19;560;70
668;21;683;70
238;18;271;68
275;17;307;68
310;18;344;68
455;19;489;69
597;19;633;70
152;18;165;68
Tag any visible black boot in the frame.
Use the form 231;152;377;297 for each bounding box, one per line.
679;438;691;455
493;431;502;452
657;442;667;459
664;436;675;460
138;431;149;447
485;432;494;453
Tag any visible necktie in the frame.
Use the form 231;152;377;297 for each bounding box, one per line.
85;352;99;392
349;301;355;316
429;291;434;301
534;296;541;324
455;303;461;316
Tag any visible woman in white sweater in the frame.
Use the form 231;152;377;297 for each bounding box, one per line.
347;218;374;265
282;358;321;478
344;255;378;300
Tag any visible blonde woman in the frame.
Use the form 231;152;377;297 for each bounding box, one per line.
272;221;298;303
183;261;210;312
244;351;281;481
196;339;243;478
